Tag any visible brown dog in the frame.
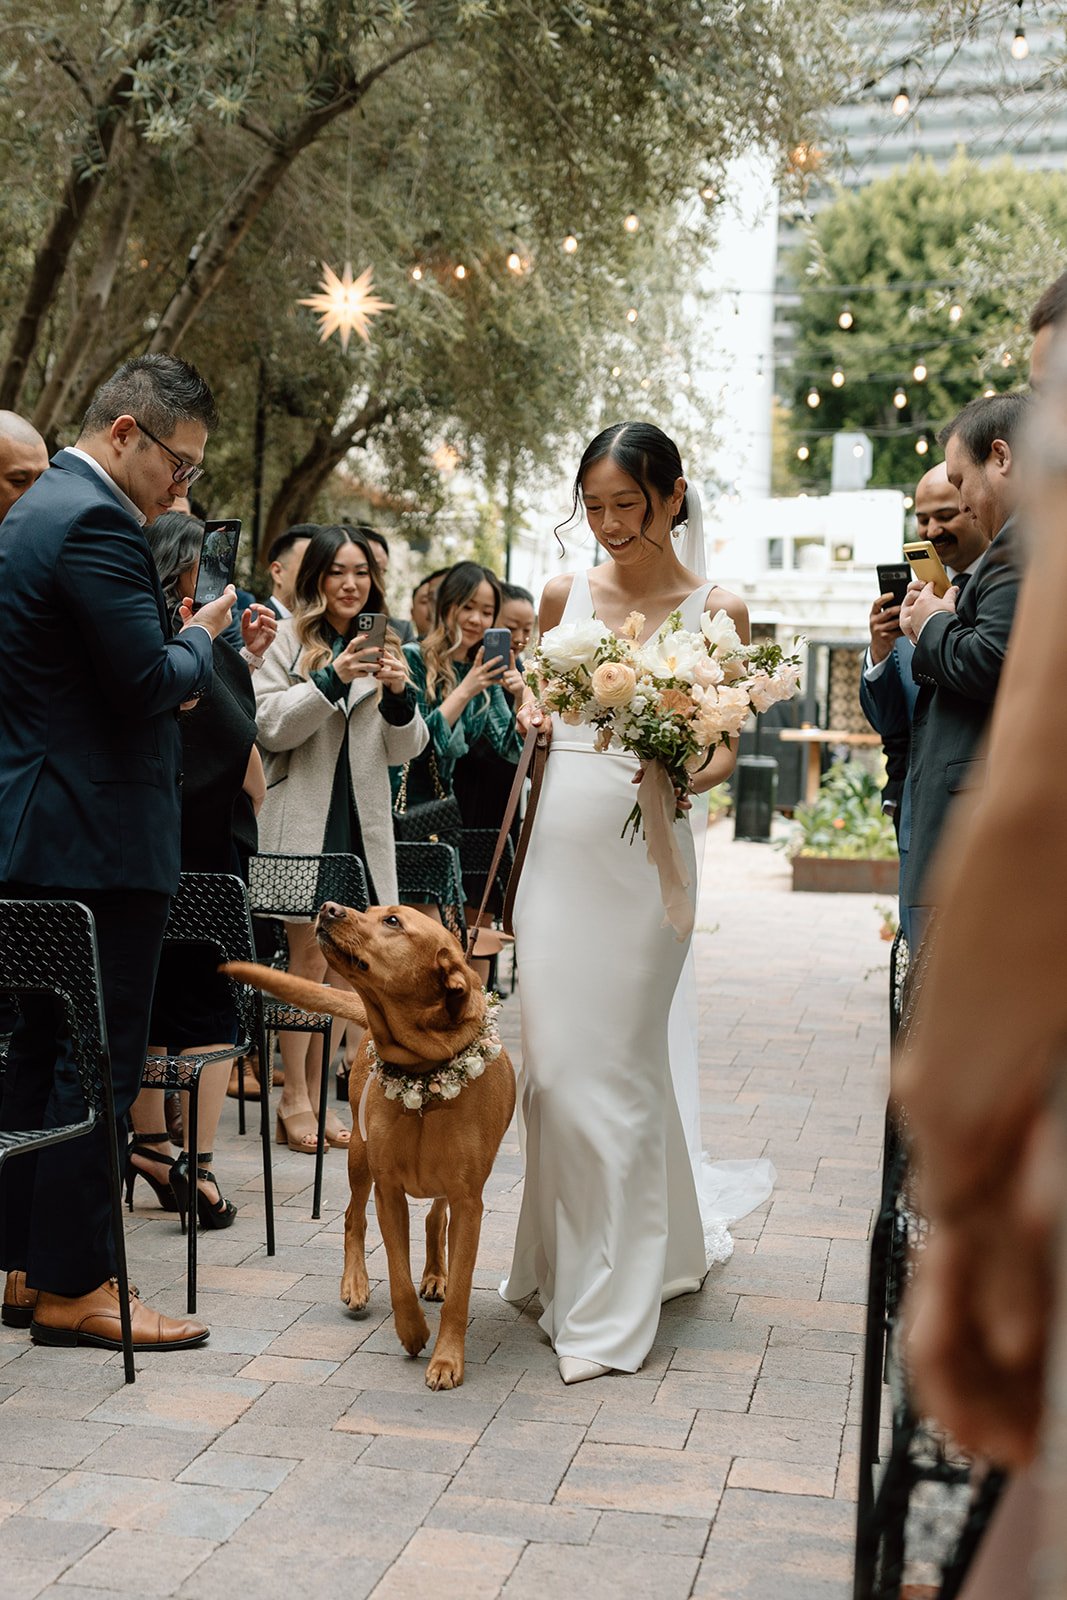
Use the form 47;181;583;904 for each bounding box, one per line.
225;903;515;1389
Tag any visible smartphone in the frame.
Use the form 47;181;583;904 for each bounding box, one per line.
482;627;511;669
192;519;241;610
355;611;387;650
877;563;911;610
903;539;951;598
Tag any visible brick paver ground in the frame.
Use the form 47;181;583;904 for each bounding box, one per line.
0;825;891;1599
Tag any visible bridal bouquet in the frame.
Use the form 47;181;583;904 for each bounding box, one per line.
526;607;803;934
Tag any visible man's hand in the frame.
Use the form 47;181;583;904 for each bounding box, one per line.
178;586;236;641
869;592;903;665
240;602;277;661
900;579;957;642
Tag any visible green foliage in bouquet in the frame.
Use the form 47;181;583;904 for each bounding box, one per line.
784;761;898;861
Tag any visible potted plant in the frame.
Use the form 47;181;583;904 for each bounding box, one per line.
782;760;899;893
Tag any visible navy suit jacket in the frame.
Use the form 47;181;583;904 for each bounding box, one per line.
0;450;213;894
859;637;918;858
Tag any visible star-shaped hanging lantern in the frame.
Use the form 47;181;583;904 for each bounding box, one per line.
298;261;394;350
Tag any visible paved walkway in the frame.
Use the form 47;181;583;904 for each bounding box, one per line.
0;826;891;1600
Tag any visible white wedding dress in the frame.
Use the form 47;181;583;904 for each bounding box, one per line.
501;567;774;1372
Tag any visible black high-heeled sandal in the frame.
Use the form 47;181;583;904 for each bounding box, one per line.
125;1132;187;1219
175;1150;237;1230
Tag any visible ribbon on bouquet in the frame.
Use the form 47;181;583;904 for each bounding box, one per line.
637;760;693;941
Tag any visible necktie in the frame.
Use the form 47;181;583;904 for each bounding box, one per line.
952;570;970;598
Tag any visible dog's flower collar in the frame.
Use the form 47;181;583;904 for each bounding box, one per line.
367;992;504;1115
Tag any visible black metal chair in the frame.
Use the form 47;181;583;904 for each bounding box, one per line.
139;873;274;1313
0;898;136;1382
394;841;466;940
853;929;1005;1598
246;853;369;1220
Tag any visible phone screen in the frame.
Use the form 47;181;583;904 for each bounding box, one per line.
355;612;387;650
482;627;511;668
192;520;241;610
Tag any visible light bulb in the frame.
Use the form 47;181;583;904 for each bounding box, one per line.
831;368;845;388
949;302;963;323
984;386;996;397
623;213;640;233
893;387;908;409
626;307;638;323
852;442;865;459
562;234;578;254
410;265;423;282
506;251;523;274
454;263;467;280
640;377;651;390
838;306;854;330
700;184;717;201
913;361;927;382
806;387;820;408
611;365;621;377
1012;26;1029;59
892;86;910;116
1001;350;1015;368
915;436;929;455
904;495;914;510
797;444;810;461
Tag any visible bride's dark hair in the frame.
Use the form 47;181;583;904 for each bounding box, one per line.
562;422;689;544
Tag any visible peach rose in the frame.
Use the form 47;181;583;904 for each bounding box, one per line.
658;687;694;717
590;660;637;708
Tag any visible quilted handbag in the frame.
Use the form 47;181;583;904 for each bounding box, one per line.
392;748;463;849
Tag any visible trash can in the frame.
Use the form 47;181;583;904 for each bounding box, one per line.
733;755;778;842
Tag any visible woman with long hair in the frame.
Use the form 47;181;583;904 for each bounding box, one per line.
255;524;427;1153
399;561;524;975
127;511;273;1229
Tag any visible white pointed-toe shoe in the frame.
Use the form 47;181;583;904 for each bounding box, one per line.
558;1356;610;1385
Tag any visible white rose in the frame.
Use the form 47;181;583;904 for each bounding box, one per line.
466;1058;486;1078
539;618;612;672
700;608;743;656
483;1041;501;1060
402;1086;423;1110
641;632;705;684
383;1080;401;1099
438;1080;462;1100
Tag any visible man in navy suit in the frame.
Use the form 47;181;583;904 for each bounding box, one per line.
0;354;236;1350
860;463;985;946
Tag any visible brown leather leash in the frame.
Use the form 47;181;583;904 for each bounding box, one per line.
464;723;550;960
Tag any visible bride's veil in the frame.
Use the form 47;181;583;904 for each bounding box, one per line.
669;486;776;1263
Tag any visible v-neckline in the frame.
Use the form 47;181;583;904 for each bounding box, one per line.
585;572;709;647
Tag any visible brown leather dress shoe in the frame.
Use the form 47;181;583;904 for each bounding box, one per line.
2;1270;37;1329
31;1278;209;1351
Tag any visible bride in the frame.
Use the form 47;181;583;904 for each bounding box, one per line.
501;421;774;1384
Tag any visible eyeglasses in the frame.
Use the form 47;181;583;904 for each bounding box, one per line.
134;420;204;485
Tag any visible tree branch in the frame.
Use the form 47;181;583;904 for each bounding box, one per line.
261;394;390;559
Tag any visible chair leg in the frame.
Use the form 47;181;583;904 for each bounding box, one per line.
102;1073;136;1385
186;1085;199;1316
236;1048;246;1137
258;1023;275;1257
311;1020;332;1221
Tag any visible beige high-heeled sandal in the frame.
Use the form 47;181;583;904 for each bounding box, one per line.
274;1108;319;1153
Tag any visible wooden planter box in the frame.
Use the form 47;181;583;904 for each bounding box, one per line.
791;856;899;894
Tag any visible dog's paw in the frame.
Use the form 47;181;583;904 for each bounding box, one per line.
426;1349;464;1390
395;1310;430;1358
340;1270;370;1313
419;1270;447;1302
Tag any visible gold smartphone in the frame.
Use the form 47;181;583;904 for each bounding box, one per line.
903;539;952;598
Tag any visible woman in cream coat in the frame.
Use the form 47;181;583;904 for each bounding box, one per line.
255;525;427;1151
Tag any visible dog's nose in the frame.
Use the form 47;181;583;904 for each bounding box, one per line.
319;902;346;923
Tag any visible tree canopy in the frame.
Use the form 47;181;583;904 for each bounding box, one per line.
784;156;1067;492
0;0;851;566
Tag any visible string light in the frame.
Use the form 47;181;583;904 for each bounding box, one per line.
454;263;467;280
984;386;997;396
796;444;810;461
639;377;651;390
806;387;821;408
915;436;930;455
852;442;865;459
626;307;638;323
948;302;963;323
831;368;845;388
1012;2;1029;58
506;251;523;274
623;213;640;234
700;184;717;201
611;365;621;377
837;306;854;330
912;361;927;382
891;84;910;116
410;265;423;282
1000;351;1015;368
562;234;578;254
893;386;908;409
904;495;914;510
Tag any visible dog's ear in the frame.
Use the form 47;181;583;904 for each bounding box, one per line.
436;948;474;1021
